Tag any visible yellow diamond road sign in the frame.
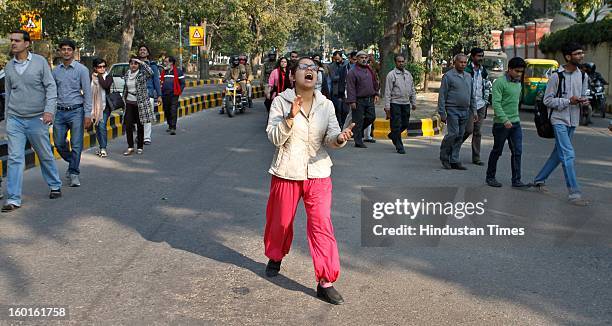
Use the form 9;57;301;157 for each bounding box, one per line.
21;12;43;40
189;26;205;47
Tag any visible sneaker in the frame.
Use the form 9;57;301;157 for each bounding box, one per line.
137;148;144;155
450;163;467;170
123;148;134;156
69;174;80;187
316;284;345;305
486;178;502;187
512;181;530;188
49;189;62;199
144;140;151;145
568;194;589;206
1;203;20;213
99;149;108;158
364;138;376;143
170;129;176;135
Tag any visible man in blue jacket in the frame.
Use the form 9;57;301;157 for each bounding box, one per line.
137;45;161;145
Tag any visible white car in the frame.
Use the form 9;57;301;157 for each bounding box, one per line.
109;63;129;94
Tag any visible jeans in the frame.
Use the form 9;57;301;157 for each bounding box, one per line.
53;107;84;175
95;110;110;149
143;98;155;142
534;124;580;195
440;109;469;164
486;122;523;184
388;103;411;151
352;97;376;146
6;115;62;206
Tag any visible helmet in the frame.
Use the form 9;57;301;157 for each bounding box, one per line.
583;62;596;73
230;55;240;67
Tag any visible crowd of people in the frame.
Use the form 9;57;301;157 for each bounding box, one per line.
1;30;185;211
1;28;608;305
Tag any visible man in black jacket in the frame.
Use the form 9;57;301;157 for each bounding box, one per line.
327;51;349;127
461;48;490;166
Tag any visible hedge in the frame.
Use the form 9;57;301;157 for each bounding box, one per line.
539;19;612;53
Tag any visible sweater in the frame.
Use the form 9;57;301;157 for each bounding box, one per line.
491;74;521;124
437;68;476;117
4;53;57;117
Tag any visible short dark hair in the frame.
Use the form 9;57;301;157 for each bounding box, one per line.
10;30;31;43
166;56;177;65
290;51;299;56
470;47;484;57
508;57;526;69
349;51;358;58
561;42;583;57
394;54;405;62
92;57;107;67
332;50;343;58
58;39;76;50
129;55;139;64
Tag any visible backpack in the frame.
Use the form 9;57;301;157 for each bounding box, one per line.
534;70;585;139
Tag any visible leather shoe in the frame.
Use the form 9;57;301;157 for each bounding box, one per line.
512;181;530;188
265;259;281;277
486;178;502;187
473;160;484;166
397;148;406;154
364;139;376;143
355;143;368;148
1;204;20;213
451;163;467;170
49;189;62;199
317;284;344;305
441;161;452;169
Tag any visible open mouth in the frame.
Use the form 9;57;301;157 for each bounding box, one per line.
305;73;314;81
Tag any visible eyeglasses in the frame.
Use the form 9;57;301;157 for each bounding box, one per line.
571;51;584;56
96;65;106;68
297;63;318;71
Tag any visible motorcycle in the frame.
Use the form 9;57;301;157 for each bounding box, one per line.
588;78;607;118
222;79;249;118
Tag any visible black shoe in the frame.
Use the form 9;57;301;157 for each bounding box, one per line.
265;260;281;277
1;204;20;212
316;284;344;305
512;181;530;188
355;143;368;148
441;161;452;169
364;139;376;143
486;178;502;187
170;129;176;135
397;148;406;154
49;189;62;199
473;160;484;166
166;128;172;133
451;163;467;170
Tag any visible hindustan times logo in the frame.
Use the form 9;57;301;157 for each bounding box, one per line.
372;198;488;220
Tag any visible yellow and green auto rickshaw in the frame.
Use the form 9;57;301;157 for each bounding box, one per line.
521;59;559;109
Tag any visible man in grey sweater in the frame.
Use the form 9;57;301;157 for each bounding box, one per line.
438;54;477;170
2;30;62;212
384;55;417;154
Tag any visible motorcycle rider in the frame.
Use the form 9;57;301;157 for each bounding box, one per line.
222;55;248;114
239;54;253;108
583;62;609;86
262;51;277;111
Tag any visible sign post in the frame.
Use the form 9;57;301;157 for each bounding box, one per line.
21;12;43;41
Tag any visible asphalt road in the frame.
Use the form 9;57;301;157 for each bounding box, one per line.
0;99;610;325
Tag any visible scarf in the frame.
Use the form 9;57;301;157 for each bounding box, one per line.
162;66;182;96
276;67;290;93
91;74;104;125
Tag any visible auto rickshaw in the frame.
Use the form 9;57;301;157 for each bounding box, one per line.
521;59;559;109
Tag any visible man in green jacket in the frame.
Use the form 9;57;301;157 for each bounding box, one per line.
485;57;529;188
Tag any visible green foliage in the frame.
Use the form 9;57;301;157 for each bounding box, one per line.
328;0;385;50
539;19;612;53
405;62;424;87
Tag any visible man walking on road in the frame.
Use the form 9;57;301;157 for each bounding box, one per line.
533;42;590;206
461;48;490;166
346;51;380;148
52;39;93;187
137;45;161;145
262;51;277;112
384;55;417;154
161;56;185;135
2;30;62;212
438;54;477;170
485;57;530;188
328;50;349;127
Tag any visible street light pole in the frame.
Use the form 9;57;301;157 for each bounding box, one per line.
179;19;183;68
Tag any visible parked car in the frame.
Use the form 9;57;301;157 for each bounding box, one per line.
109;63;129;94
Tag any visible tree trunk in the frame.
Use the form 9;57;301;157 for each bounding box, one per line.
199;21;209;79
118;0;136;63
379;0;410;96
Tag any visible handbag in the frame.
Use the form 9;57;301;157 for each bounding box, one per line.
107;92;124;111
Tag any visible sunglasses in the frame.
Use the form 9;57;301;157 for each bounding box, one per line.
297;63;318;71
96;65;106;68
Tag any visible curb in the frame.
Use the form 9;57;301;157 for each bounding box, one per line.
0;85;264;177
373;115;442;139
185;79;224;88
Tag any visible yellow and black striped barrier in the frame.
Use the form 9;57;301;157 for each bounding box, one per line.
185;79;224;88
373;115;442;139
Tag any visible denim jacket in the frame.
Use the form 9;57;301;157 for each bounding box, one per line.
145;60;161;98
